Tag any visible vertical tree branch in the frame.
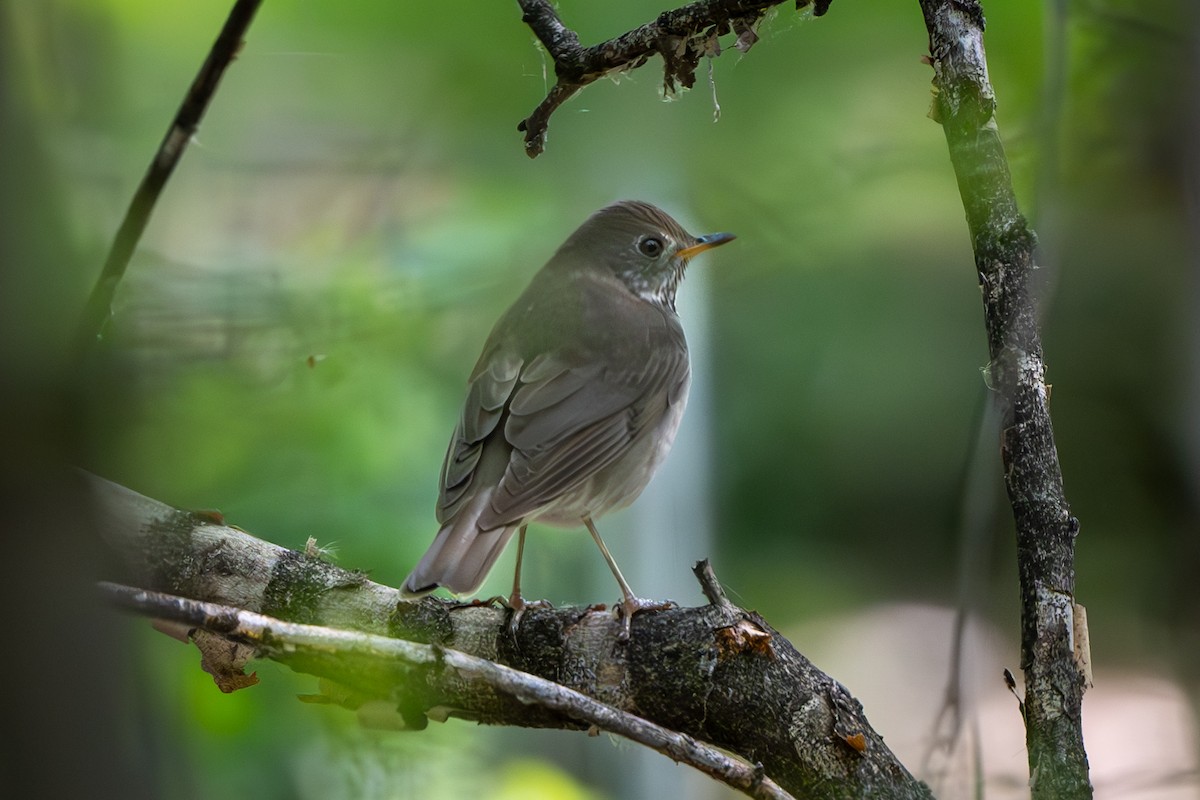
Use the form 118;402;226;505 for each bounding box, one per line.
917;2;1090;798
75;0;263;352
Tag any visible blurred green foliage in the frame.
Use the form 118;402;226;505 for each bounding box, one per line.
4;0;1197;796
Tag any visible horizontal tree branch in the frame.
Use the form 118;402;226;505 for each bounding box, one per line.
514;0;831;157
86;472;932;799
101;582;793;800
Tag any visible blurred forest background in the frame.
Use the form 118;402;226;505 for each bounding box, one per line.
1;0;1198;798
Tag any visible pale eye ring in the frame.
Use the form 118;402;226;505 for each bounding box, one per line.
638;236;664;258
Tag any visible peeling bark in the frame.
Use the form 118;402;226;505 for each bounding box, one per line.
514;0;830;156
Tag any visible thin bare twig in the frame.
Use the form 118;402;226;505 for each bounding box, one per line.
514;0;832;157
693;558;735;609
76;0;262;352
101;582;795;800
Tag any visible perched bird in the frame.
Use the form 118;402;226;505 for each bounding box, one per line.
401;200;734;633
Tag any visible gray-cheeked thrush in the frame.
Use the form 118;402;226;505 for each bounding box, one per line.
401;200;734;633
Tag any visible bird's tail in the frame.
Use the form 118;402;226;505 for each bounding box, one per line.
401;492;518;598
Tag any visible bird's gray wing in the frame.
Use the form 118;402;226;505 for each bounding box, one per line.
477;342;690;529
436;348;522;524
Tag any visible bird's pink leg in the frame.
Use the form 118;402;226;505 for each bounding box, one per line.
583;515;673;640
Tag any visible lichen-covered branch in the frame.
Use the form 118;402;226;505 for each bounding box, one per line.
75;0;262;352
514;0;832;157
86;473;932;800
917;2;1091;797
102;583;794;800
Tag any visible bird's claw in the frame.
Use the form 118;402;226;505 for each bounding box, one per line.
614;596;677;641
449;595;506;610
505;594;554;641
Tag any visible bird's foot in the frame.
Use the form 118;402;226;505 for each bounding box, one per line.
505;593;554;640
449;596;506;610
615;596;678;641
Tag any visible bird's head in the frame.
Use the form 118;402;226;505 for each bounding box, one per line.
555;200;735;311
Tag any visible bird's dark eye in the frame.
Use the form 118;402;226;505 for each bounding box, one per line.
638;236;664;258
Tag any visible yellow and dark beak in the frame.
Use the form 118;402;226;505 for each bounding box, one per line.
677;231;736;260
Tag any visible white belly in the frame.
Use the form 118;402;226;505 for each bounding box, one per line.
532;380;689;527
